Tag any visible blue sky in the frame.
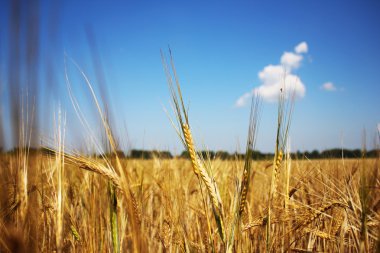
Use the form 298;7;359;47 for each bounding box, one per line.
1;0;379;153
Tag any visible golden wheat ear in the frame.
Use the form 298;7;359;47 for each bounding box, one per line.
162;50;226;243
266;86;295;252
227;94;260;252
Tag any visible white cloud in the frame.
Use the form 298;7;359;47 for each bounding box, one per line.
321;82;336;91
281;52;303;70
235;41;308;106
255;67;305;102
294;41;308;54
235;92;252;107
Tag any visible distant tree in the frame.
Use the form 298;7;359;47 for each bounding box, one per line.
98;150;126;159
251;150;262;160
179;151;190;159
311;150;320;159
129;149;151;159
152;150;173;159
232;152;245;160
320;148;361;159
215;151;230;160
367;149;380;158
198;150;215;159
351;149;362;158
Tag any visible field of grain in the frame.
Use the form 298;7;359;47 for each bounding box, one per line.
0;151;379;252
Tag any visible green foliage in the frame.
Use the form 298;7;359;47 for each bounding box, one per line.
129;149;173;159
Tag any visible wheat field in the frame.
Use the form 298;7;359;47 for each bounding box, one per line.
0;152;379;252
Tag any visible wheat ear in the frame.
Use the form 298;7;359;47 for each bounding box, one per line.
301;202;346;228
182;124;220;211
182;124;200;176
182;123;225;241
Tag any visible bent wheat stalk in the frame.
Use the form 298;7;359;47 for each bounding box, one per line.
162;50;226;243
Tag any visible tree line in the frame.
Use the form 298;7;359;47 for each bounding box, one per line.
1;147;379;160
177;148;379;160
